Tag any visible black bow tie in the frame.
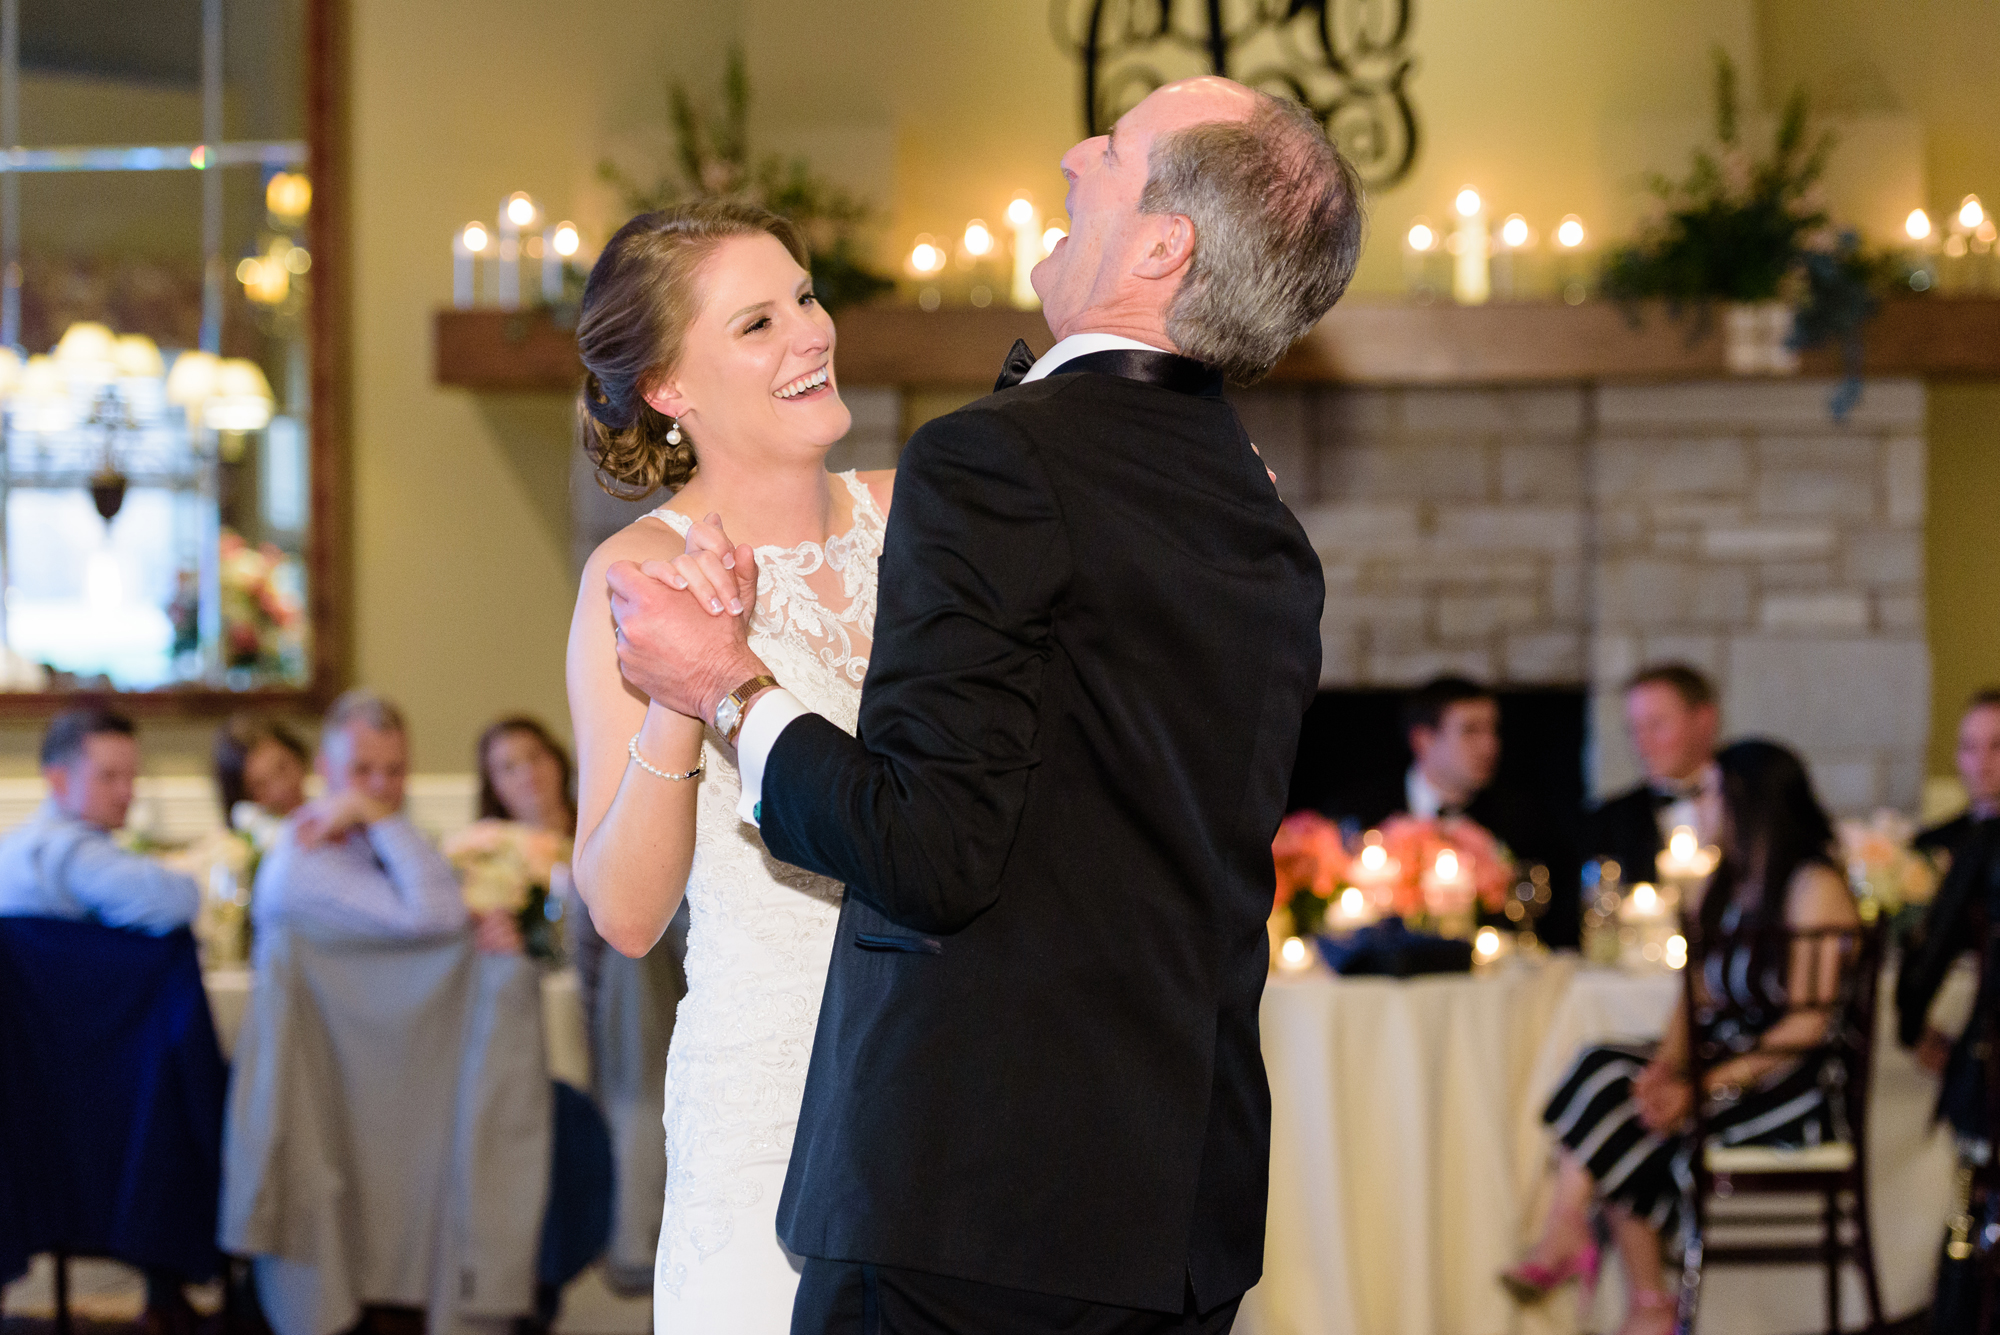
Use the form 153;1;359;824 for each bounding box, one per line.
994;339;1038;392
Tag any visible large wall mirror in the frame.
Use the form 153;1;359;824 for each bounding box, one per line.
0;0;341;712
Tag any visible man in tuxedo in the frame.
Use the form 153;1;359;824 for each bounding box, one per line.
1916;688;2000;862
608;77;1361;1334
1339;676;1578;944
1583;663;1721;889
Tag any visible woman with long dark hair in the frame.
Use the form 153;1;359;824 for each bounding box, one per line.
1505;739;1860;1334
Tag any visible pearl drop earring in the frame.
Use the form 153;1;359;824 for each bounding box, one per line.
666;420;683;446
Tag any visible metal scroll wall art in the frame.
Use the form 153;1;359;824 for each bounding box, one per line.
1052;0;1420;189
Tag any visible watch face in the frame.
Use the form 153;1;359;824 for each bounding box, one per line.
715;695;742;737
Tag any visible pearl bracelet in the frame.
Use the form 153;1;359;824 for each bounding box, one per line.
628;732;704;782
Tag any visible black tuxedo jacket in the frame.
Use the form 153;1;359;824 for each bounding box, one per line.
1583;784;1666;888
1338;776;1581;946
1897;815;2000;1132
760;357;1325;1312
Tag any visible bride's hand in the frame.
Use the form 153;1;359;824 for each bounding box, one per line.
642;512;756;617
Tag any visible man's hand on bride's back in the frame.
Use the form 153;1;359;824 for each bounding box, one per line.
607;529;765;723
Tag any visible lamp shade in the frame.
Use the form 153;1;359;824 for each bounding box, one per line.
204;357;275;431
164;350;221;408
112;334;164;379
54;322;117;382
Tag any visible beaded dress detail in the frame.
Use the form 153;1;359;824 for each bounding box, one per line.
643;471;882;1330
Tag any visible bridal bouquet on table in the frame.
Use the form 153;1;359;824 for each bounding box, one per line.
443;820;571;962
1837;809;1940;932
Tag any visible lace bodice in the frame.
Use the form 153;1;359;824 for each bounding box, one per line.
643;470;883;1298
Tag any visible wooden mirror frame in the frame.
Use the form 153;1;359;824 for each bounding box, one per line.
0;0;348;720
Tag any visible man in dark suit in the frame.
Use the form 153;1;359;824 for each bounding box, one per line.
1338;676;1579;944
1916;687;2000;863
1582;663;1721;889
608;78;1362;1334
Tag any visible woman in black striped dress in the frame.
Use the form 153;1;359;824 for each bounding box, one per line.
1504;740;1860;1334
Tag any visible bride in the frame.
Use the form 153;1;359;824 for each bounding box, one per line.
564;201;889;1330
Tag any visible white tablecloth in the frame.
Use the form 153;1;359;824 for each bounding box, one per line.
204;965;593;1089
1241;954;1955;1335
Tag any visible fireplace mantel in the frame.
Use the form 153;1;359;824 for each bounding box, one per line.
437;297;2000;393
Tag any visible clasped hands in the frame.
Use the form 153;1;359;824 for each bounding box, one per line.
1631;1058;1696;1134
607;513;768;724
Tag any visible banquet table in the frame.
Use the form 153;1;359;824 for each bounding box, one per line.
1238;953;1955;1335
203;963;593;1089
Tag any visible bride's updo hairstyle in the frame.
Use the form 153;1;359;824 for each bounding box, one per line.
576;201;810;498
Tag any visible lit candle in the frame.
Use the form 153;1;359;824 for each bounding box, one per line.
1905;209;1937;293
1474;926;1506;966
1553;214;1588;305
1005;196;1041;309
454;222;489;309
1404;217;1441;299
1351;834;1401;914
1619;881;1666;923
497;192;538;310
1491;213;1534;300
1329;885;1373;931
1449;187;1489;305
1277;935;1313;973
543;220;580;304
1423;846;1476;935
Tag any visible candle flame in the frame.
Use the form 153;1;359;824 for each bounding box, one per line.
1499;214;1530;248
1555;215;1586;249
1665;933;1688;969
505;192;538;228
551;223;581;257
1407;221;1436;252
1474;927;1500;958
1359;843;1387;872
1632;882;1659;914
1339;887;1364;916
1905;208;1932;241
1041;225;1066;255
1279;936;1309;969
909;239;945;274
963;221;994;257
461;222;489;254
1435;848;1459;881
1960;195;1985;231
1669;825;1698;861
1005;197;1036;227
1454;187;1482;218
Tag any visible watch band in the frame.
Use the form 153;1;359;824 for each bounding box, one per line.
717;673;780;747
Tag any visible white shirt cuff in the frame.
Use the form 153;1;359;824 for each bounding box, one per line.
734;687;812;826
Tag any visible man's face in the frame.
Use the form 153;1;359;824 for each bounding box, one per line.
46;733;140;831
1033;76;1258;334
1624;683;1719;783
1958;705;2000;811
1410;698;1501;798
320;723;408;813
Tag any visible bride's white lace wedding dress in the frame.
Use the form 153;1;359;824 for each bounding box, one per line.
644;470;882;1333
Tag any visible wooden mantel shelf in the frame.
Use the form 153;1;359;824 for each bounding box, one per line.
435;297;2000;393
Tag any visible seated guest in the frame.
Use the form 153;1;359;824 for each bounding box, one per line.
1916;687;2000;861
1510;740;1859;1333
1585;663;1722;886
212;715;312;847
0;707;207;1332
1898;690;2000;1129
254;690;472;941
0;707;198;934
1341;676;1578;943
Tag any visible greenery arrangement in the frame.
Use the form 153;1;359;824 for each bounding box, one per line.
1600;49;1909;416
599;47;895;311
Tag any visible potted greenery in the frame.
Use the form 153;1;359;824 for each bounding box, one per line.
1600;49;1904;416
599;47;894;312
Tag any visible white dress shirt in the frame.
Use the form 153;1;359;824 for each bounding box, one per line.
0;799;200;934
734;332;1170;827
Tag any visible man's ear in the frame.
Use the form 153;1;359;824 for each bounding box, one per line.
1131;213;1195;282
642;378;691;422
42;765;69;805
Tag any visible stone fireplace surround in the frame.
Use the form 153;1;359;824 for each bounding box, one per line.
574;375;1929;815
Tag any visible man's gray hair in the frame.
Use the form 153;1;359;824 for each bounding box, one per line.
1139;93;1366;385
322;688;408;749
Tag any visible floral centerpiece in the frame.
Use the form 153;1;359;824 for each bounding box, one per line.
1837;809;1940;930
219;528;306;677
1364;814;1515;937
442;819;571;962
1272;810;1348;937
158;821;267;966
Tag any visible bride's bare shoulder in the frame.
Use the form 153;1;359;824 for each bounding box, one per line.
578;511;684;591
855;469;896;515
